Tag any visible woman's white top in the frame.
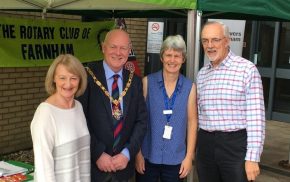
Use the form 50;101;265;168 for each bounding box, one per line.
31;100;90;182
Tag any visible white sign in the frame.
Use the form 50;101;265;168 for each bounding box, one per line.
147;21;164;53
204;19;246;65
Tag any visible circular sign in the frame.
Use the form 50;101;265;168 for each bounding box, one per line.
152;23;160;31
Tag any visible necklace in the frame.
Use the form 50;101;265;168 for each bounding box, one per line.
86;67;134;105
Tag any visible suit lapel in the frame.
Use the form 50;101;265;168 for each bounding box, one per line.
122;70;131;120
92;61;112;118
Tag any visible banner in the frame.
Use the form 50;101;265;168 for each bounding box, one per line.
0;17;115;67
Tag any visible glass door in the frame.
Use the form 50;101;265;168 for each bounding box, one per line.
273;22;290;121
245;21;290;122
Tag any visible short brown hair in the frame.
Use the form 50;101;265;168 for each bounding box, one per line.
45;54;87;97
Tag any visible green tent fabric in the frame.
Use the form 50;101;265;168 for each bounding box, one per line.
0;0;196;18
0;0;196;10
130;0;196;9
1;0;290;21
198;0;290;21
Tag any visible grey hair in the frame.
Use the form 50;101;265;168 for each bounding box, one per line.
203;21;230;38
160;35;187;60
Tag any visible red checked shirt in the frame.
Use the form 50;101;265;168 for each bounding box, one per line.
197;50;265;162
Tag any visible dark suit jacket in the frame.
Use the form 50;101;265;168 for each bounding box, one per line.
78;61;147;181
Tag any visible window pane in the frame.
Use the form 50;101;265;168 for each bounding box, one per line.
261;77;270;109
242;21;252;60
256;22;275;67
277;22;290;68
273;78;290;113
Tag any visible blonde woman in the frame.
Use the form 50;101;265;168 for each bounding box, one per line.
31;54;90;182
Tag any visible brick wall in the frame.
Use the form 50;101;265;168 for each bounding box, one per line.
125;18;147;76
0;13;147;155
0;67;48;154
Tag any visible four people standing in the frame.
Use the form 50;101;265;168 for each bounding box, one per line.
135;35;198;182
30;21;266;182
196;21;265;182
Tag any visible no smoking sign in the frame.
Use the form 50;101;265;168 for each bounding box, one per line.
147;21;164;53
151;23;160;31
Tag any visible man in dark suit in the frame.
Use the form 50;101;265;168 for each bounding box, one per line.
78;29;147;182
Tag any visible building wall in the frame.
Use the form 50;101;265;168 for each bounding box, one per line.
125;18;147;76
0;12;147;155
0;67;47;154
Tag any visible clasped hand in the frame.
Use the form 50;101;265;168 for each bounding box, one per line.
96;152;129;172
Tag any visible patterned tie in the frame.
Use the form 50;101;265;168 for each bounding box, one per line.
111;74;123;153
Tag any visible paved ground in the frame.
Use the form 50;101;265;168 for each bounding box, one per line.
188;120;290;182
256;169;290;182
258;120;290;182
190;168;290;182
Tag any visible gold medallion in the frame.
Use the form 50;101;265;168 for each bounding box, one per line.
112;105;122;120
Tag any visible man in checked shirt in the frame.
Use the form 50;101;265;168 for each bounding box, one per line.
196;21;265;182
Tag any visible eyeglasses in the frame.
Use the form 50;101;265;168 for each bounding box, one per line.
201;37;225;46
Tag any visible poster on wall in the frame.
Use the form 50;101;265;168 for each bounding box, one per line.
147;21;164;54
0;17;115;67
203;19;246;65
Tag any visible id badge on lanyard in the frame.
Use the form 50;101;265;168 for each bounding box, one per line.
161;75;179;140
163;124;173;139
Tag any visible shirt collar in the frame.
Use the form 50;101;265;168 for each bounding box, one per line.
103;61;123;80
157;70;183;94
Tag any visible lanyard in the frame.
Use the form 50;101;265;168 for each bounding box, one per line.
161;75;179;123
